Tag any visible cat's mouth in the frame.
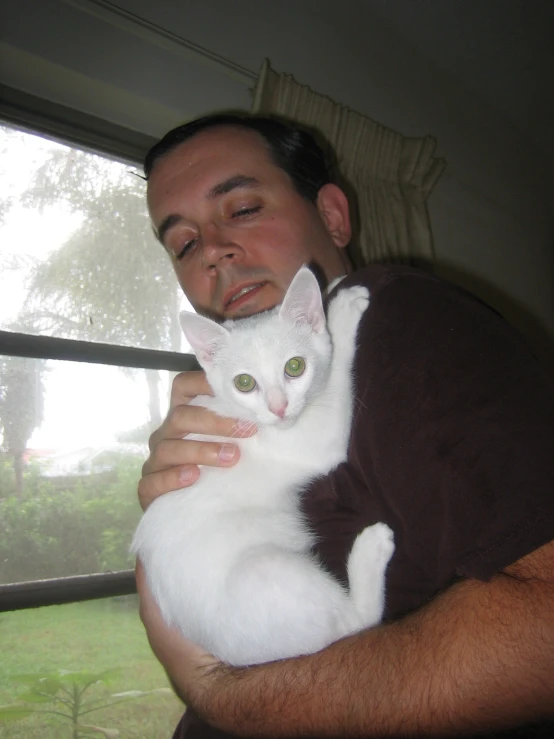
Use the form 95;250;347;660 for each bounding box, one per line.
224;282;267;311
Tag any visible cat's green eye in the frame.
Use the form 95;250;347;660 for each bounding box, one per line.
284;357;306;377
234;374;257;392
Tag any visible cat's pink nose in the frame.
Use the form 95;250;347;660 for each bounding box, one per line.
269;401;288;418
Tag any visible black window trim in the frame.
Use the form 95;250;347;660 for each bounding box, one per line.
0;330;199;373
0;83;156;164
0;86;198;611
0;571;138;612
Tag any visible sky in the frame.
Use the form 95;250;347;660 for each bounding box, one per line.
0;124;189;450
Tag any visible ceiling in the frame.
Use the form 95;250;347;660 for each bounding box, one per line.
361;0;554;159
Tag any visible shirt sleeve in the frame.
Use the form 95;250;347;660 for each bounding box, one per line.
346;267;554;584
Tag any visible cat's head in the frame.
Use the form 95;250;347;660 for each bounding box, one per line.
179;266;332;427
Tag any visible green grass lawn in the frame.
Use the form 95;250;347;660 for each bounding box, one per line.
0;597;184;738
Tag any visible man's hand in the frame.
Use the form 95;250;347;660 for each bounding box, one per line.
138;370;256;510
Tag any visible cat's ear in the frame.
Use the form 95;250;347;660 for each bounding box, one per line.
279;266;326;333
179;312;229;366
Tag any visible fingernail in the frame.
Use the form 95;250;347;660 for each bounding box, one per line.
179;467;193;483
218;444;237;463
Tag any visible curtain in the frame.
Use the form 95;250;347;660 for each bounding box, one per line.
251;60;445;268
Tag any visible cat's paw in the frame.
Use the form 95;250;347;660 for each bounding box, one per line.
352;522;395;568
327;286;370;338
345;286;370;315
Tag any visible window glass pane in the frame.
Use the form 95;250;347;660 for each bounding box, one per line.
0;122;190;351
0;357;174;584
0;597;184;738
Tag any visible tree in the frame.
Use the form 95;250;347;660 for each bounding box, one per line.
2;127;183;434
0;130;49;490
0;125;21;226
0;352;45;496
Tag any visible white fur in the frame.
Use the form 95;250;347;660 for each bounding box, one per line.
132;267;394;666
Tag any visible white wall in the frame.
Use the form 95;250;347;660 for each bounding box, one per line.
2;0;552;368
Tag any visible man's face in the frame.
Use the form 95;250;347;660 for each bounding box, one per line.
147;126;351;319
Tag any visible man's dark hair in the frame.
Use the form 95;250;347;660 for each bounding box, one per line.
143;114;333;203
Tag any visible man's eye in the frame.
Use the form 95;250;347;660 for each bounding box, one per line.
231;205;262;219
176;238;197;260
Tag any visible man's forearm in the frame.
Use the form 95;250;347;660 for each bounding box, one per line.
195;573;554;736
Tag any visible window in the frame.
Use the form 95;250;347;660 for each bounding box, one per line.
0;110;194;734
0;122;186;350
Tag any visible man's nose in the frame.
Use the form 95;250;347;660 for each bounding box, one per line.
200;225;243;272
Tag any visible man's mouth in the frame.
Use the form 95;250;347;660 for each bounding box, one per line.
224;282;266;311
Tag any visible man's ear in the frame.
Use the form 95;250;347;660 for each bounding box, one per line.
316;183;352;248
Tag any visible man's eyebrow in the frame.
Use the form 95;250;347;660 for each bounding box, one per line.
156;214;183;246
155;175;261;245
207;175;260;199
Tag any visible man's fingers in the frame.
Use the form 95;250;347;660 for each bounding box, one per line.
138;464;198;510
139;439;242;509
170;370;213;405
143;437;241;475
139;370;257;508
148;405;256;452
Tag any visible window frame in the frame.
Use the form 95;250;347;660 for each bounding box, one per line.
0;86;198;612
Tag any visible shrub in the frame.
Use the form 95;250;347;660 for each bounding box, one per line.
0;455;143;583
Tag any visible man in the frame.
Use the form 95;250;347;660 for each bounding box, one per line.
137;114;554;738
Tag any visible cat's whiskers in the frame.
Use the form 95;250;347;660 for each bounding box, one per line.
307;390;338;411
353;396;367;412
228;421;258;440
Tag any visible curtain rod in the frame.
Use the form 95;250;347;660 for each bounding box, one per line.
61;0;257;87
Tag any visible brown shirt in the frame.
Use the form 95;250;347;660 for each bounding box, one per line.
173;265;554;738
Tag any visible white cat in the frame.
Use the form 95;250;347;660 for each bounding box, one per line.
132;266;394;666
